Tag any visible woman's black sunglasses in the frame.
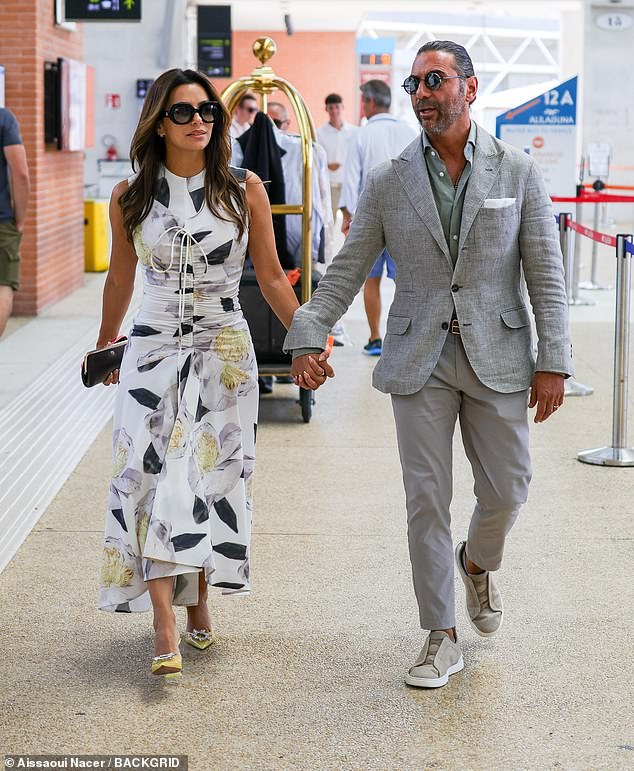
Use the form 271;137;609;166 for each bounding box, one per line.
401;72;467;95
163;100;220;125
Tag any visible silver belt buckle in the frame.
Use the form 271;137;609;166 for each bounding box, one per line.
450;319;460;335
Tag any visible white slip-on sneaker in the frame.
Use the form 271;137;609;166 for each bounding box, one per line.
455;541;503;638
405;631;464;689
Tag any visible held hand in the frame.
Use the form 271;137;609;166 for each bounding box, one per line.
529;371;564;423
341;214;351;236
291;351;335;391
328;162;341;172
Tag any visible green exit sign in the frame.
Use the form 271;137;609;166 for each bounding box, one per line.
64;0;142;21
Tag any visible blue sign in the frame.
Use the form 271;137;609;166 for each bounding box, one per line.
496;77;577;135
355;37;395;55
496;77;578;198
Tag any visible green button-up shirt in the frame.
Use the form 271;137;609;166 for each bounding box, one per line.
422;121;477;265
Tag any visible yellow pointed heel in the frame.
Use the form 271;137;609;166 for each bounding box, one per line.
151;636;182;676
184;628;216;651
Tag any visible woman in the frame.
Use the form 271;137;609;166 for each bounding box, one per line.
96;69;331;676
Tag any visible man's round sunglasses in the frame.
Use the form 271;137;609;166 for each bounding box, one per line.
401;72;467;95
163;100;219;125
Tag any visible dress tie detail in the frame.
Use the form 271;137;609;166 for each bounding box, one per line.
149;226;210;408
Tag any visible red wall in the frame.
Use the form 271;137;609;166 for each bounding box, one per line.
0;0;84;315
213;31;359;134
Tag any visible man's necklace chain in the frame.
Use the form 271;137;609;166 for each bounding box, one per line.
453;163;467;191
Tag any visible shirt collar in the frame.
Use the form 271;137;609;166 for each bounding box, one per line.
367;113;399;123
422;121;477;162
325;121;349;131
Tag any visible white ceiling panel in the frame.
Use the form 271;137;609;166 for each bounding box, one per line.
190;0;582;32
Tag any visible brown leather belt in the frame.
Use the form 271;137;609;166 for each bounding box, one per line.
450;319;460;335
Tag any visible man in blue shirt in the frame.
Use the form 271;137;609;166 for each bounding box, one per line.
0;106;30;336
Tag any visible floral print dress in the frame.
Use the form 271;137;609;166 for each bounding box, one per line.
98;166;258;613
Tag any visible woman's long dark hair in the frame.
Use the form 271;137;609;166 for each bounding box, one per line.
120;69;247;241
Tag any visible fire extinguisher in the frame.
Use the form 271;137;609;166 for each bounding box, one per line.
102;134;118;161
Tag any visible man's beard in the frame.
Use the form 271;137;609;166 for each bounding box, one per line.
415;89;466;135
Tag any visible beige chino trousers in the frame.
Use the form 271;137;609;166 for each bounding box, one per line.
391;332;532;630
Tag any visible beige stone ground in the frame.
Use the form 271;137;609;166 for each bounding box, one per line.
1;232;633;769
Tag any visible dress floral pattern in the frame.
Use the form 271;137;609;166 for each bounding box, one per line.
98;166;258;613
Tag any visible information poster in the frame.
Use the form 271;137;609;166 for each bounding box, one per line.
496;77;577;198
197;6;232;78
59;58;87;151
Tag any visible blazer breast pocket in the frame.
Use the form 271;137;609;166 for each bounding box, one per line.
477;201;519;237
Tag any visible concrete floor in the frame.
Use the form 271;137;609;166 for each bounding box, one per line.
1;234;634;769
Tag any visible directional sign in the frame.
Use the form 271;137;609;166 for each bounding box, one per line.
496;77;577;198
64;0;141;21
198;5;232;78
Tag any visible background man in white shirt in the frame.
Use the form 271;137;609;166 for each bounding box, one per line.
316;93;358;221
339;80;418;355
265;102;347;345
230;93;258;139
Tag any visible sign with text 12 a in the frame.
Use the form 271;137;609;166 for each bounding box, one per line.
496;77;577;198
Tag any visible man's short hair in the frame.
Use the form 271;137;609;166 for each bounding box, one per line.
267;101;288;119
359;80;391;108
416;40;475;78
325;93;342;105
238;93;257;108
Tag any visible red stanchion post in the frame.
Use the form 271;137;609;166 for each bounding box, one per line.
559;213;594;397
578;179;611;291
578;234;634;465
571;184;595;306
559;212;573;304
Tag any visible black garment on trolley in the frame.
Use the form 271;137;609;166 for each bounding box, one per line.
236;112;293;269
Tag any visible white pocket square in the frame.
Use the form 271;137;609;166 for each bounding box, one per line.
482;197;516;209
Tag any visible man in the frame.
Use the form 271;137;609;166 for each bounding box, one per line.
316;93;358;220
266;102;348;348
339;80;417;355
286;41;572;688
267;101;291;132
230;93;258;139
0;106;30;337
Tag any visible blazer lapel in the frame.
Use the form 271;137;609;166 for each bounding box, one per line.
459;132;504;252
392;140;452;267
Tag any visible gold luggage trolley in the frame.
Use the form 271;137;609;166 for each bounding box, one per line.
222;37;317;422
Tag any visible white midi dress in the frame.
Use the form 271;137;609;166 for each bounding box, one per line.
98;166;258;612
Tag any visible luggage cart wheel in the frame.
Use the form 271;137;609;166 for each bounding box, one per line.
299;387;313;423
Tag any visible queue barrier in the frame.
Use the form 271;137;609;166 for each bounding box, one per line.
552;189;634;296
582;184;634;193
558;209;634;466
555;213;593;398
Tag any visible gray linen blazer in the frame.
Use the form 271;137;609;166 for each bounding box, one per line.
283;125;573;394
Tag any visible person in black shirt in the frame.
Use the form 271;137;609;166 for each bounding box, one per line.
0;107;30;337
